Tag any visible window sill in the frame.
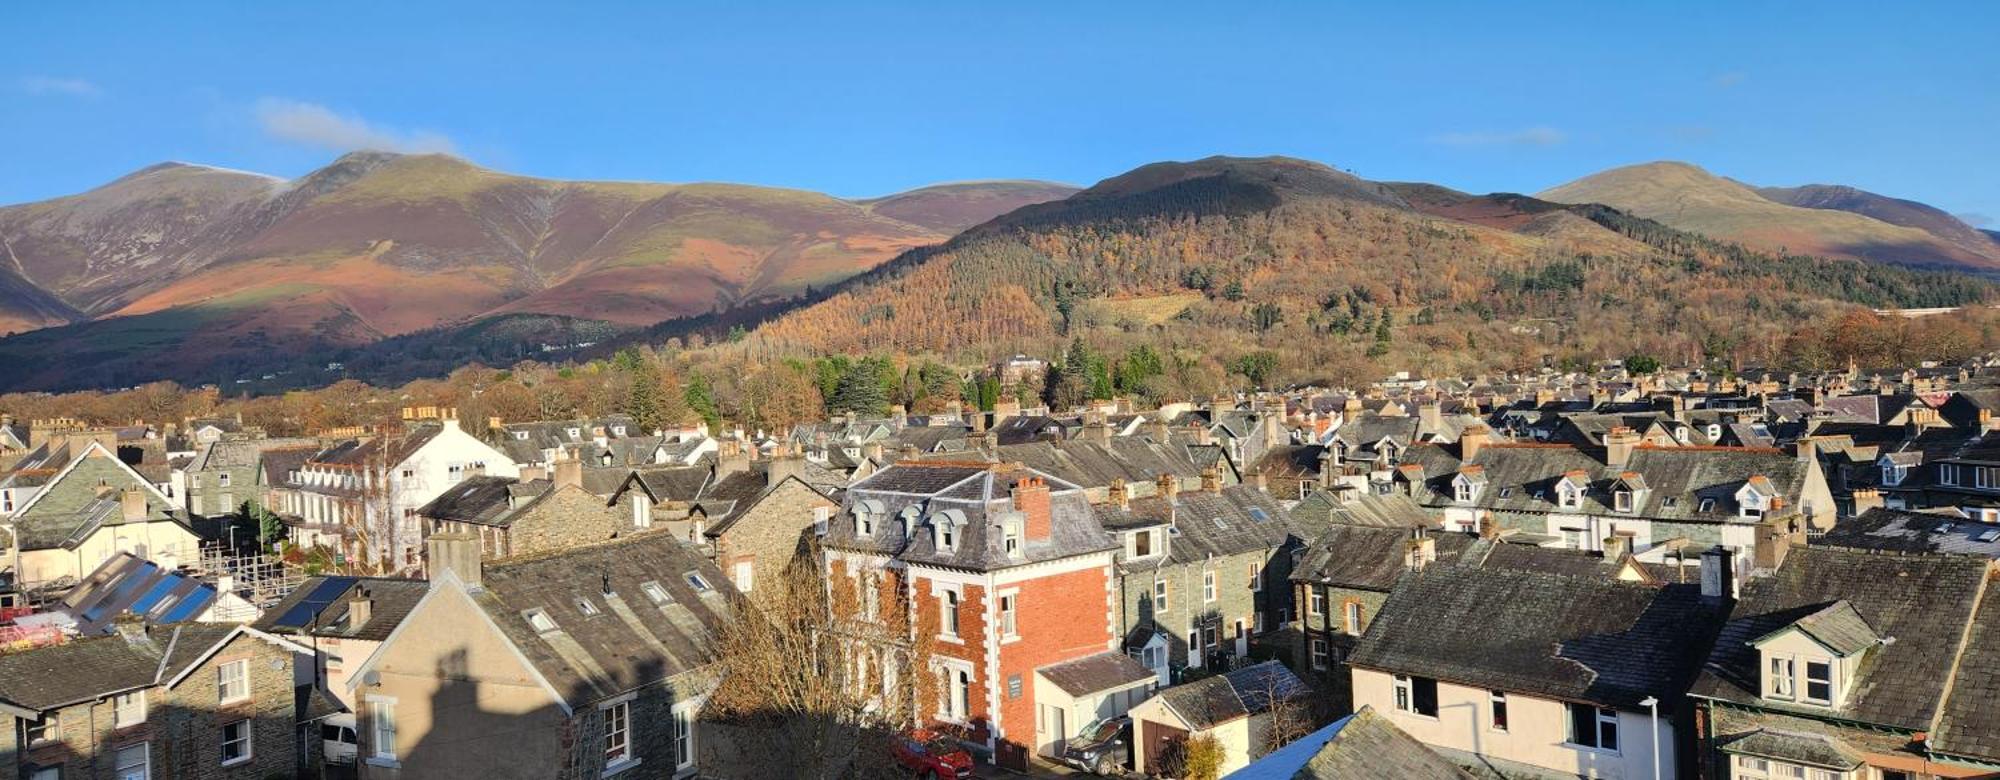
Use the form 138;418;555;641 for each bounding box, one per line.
935;634;964;645
1392;709;1440;722
222;756;254;768
603;756;641;778
1562;743;1620;756
365;756;402;769
1000;634;1021;645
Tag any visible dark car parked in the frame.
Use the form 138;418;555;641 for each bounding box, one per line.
1060;716;1132;775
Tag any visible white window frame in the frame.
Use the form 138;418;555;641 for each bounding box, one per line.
1766;653;1796;700
217;659;250;705
1614;490;1633;512
1803;657;1835;705
602;699;634;773
22;712;56;745
1489;691;1509;733
1153;579;1169;612
1344;601;1363;636
1003;522;1022;556
114;689;147;728
1203;570;1217;603
115;741;150;780
366;695;399;767
1248;561;1262;592
998;592;1019;639
1310;639;1329;671
940;587;961;639
1565;703;1620;753
671;698;700;772
220;718;253;766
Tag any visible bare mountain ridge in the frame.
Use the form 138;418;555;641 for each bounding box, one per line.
1539;161;2000;270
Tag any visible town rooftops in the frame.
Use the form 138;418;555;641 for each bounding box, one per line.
254;575;429;642
1689;545;1990;729
0;622;239;713
465;531;733;707
1154;660;1308;731
1349;564;1722;709
1093;483;1301;566
1036;651;1156;698
1228;706;1472;780
1291;526;1475;592
828;462;1116;570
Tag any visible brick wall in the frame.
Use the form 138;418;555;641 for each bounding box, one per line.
993;560;1114;754
714;481;836;600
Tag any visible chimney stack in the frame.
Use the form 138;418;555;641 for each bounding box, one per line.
553;452;583;492
120;488;148;522
1156;473;1179;502
767;451;804;488
1605;426;1641;468
1405;529;1437;571
347;586;374;629
1148;417;1171;444
861;441;885;463
1850;488;1884;516
1251;471;1268;494
1011;476;1053;542
1108;479;1129;510
1419;402;1443;436
1699;545;1736;603
1460;425;1492;461
1200;466;1222;493
1602;533;1632;561
427;532;484;590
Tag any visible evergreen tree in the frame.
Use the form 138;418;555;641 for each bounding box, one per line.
684;373;722;429
830;361;890;416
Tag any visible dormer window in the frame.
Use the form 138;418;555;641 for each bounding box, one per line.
1455;482;1474;502
1752;600;1876;709
1003;521;1023;557
1558;483;1582;509
1613;490;1633;512
514;431;529;440
1882;462;1907;486
567;428;581;439
612;425;627;436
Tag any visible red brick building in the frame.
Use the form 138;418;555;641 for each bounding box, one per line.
824;462;1139;769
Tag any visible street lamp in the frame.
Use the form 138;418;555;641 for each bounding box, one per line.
1639;695;1660;780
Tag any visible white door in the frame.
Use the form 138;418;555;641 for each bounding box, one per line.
1039;702;1066;756
1234;620;1248;657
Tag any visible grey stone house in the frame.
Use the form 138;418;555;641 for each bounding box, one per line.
1094;473;1322;683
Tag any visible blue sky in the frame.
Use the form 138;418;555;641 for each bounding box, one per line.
4;2;1997;223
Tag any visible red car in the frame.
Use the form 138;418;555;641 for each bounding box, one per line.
891;729;975;779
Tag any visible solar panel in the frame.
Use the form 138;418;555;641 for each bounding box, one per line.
129;576;184;615
160;584;216;623
270;577;357;629
1978;529;2000;543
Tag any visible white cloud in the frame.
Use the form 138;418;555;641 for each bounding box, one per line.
254;98;456;154
1428;127;1567;148
18;75;101;97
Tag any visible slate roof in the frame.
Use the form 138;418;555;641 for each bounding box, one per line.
12;448;186;551
1417;443;1811;524
253;576;429;642
0;622;236;711
1717;729;1865;770
1036;651;1156;697
1689;546;1989;729
1096;479;1293;543
1289;490;1435;529
1292;526;1475;591
1229;706;1472;780
258;446;317;486
471;531;733;707
1932;579;2000;761
1767;601;1881;657
418;475;540;525
1349;566;1722;709
949;437;1210;491
1469;542;1654;582
1156;660;1307;731
830;463;1116;571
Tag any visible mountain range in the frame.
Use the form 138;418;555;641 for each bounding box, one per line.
0;152;1993;392
1538;161;2000;270
0;153;1073;387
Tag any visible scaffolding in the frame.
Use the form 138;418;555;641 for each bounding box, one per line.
196;541;306;611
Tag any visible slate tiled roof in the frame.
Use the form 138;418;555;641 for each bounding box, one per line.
1717;729;1865;770
12;450;185;551
1689;546;1989;729
1932;579;2000;761
418;475;539;525
952;437;1210;491
829;463;1115;571
1468;542;1653;582
0;623;236;711
1418;443;1811;524
1036;651;1155;697
1094;484;1300;567
1289;490;1434;529
253;576;429;642
1292;526;1475;591
471;531;733;707
1349;566;1722;709
1156;660;1306;730
1771;601;1881;656
1232;706;1472;780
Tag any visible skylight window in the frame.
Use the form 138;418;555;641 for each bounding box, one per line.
1697;498;1716;513
685;573;712;593
1248;507;1271;523
1497;488;1513;498
575;597;600;616
641;581;671;605
525;609;558;633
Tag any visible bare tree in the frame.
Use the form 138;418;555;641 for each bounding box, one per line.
705;540;936;779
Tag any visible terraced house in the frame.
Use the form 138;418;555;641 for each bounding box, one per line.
822;462;1137;770
3;440;200;592
1690;545;2000;779
344;530;730;780
1092;471;1316;683
0;622;328;780
1399;428;1833;580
